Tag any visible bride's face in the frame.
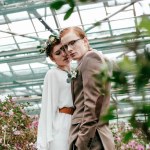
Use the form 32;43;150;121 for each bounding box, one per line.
50;43;71;67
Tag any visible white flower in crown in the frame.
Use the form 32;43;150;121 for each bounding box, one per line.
38;34;58;54
49;36;55;43
47;35;58;45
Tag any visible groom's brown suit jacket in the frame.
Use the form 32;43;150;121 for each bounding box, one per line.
69;50;115;150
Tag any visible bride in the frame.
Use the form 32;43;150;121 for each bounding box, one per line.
36;35;74;150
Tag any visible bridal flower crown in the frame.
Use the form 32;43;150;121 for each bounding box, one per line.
38;35;59;54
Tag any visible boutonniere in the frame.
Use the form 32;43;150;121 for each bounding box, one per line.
66;68;78;83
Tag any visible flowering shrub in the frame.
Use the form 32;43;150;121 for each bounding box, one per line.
1;96;150;150
0;96;37;150
110;122;150;150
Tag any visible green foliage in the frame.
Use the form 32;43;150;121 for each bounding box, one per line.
122;131;133;143
49;0;66;10
139;16;150;34
64;7;74;20
95;15;150;142
66;0;75;7
49;0;75;20
100;105;116;122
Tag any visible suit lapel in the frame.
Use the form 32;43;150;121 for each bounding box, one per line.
71;57;84;102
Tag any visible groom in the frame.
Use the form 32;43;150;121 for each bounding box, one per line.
60;26;115;150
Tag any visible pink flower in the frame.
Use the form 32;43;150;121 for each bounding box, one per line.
129;140;136;148
0;138;2;144
3;106;7;110
136;144;144;150
2;125;8;130
115;136;121;142
0;111;4;116
14;130;21;135
9;109;14;116
21;115;26;119
31;120;39;128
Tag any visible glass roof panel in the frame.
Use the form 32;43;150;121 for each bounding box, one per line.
32;67;49;74
14;35;35;43
79;2;104;10
30;62;48;68
12;64;30;70
134;3;144;16
13;87;26;91
2;71;12;77
109;10;134;20
9;20;35;34
37;31;54;39
110;18;135;29
0;24;10;38
0;36;15;46
0;44;18;52
36;7;52;16
57;12;81;28
14;91;27;95
7;11;29;21
13;69;32;76
31;18;46;32
116;0;131;5
112;28;136;35
140;1;150;14
45;16;57;29
106;5;133;13
18;41;40;49
0;31;10;38
0;63;10;72
85;23;110;39
80;7;106;24
0;15;5;24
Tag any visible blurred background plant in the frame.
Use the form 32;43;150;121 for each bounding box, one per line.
0;96;37;150
110;122;150;150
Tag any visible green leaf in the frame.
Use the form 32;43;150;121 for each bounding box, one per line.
37;45;42;48
67;0;75;7
94;21;101;26
122;131;133;143
119;56;136;73
49;0;66;10
139;16;150;35
64;7;74;20
100;105;116;122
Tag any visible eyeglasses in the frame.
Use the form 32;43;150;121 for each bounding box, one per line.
53;47;66;55
63;38;83;50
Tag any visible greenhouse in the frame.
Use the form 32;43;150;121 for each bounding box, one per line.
0;0;150;149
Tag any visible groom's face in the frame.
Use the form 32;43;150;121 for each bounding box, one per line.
61;31;88;61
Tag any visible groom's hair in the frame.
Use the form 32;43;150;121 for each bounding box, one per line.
60;26;86;39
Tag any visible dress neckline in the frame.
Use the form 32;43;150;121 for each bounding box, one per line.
56;67;69;74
